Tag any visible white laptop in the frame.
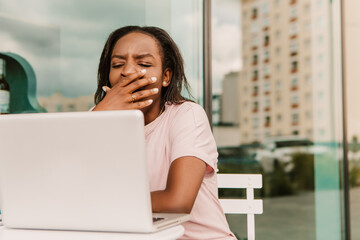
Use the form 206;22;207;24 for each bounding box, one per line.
0;110;189;232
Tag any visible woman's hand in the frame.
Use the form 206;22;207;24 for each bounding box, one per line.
93;69;159;111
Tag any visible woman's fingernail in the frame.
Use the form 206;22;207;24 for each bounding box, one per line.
141;69;146;74
152;88;159;93
102;86;107;92
147;99;153;104
151;77;157;82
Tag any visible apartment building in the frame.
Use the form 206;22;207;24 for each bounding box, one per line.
238;0;331;144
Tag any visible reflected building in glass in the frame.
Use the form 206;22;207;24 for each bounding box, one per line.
238;0;332;144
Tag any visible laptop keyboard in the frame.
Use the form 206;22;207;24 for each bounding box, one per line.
152;217;165;222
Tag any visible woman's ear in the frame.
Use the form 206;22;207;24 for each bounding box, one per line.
162;68;172;87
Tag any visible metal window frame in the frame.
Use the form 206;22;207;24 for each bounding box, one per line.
203;0;212;125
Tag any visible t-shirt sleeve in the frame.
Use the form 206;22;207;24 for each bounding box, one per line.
169;103;218;174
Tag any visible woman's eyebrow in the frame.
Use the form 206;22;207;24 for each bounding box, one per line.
111;53;155;60
134;53;155;60
111;54;126;60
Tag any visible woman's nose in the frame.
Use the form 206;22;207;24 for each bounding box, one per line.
121;62;138;77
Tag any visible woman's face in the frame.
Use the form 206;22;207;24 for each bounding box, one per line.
109;32;170;103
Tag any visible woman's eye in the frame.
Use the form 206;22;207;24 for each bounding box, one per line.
139;63;152;67
112;64;123;69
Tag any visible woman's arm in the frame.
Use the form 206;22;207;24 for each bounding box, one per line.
151;156;206;213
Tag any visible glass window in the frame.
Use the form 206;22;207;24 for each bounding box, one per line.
290;23;297;35
0;0;204;111
290;40;298;53
290;5;297;19
211;0;346;239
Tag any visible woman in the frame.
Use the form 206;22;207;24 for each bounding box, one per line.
93;26;236;240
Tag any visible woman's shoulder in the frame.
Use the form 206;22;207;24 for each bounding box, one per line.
166;101;209;126
166;101;205;115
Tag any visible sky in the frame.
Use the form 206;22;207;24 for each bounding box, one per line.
0;0;242;99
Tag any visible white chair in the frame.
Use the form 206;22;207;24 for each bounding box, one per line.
217;174;263;240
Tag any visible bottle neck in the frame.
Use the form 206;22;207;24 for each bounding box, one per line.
0;59;5;79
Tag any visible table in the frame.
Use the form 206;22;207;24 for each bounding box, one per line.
0;225;184;240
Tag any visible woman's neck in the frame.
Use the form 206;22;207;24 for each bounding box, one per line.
142;100;164;125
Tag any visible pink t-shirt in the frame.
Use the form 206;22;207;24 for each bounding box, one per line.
145;101;236;240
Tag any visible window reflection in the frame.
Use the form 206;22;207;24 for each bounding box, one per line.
212;0;342;239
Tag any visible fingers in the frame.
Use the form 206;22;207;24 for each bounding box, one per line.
130;88;159;102
126;77;157;93
118;69;147;87
130;99;154;109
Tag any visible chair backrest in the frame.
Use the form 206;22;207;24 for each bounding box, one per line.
217;174;263;240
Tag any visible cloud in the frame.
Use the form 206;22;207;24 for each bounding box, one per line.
211;0;242;94
0;0;149;97
0;0;243;98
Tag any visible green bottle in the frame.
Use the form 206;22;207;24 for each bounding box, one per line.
0;58;10;114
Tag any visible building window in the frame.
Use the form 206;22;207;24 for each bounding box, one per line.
252;37;259;47
253;70;259;80
276;81;282;91
253;54;258;65
253;101;259;112
276;47;281;56
264;49;270;61
291;94;299;108
291;61;298;73
277;114;282;121
290;23;297;36
262;2;269;14
263;17;269;28
264;98;270;110
252;8;258;19
264;35;270;46
253;86;259;96
253;117;259;127
276;30;281;39
265;131;270;138
252;21;259;32
264;82;270;93
265;116;271;127
264;64;270;76
291;76;298;89
276;63;281;72
290;40;298;55
290;5;297;19
292;112;299;124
